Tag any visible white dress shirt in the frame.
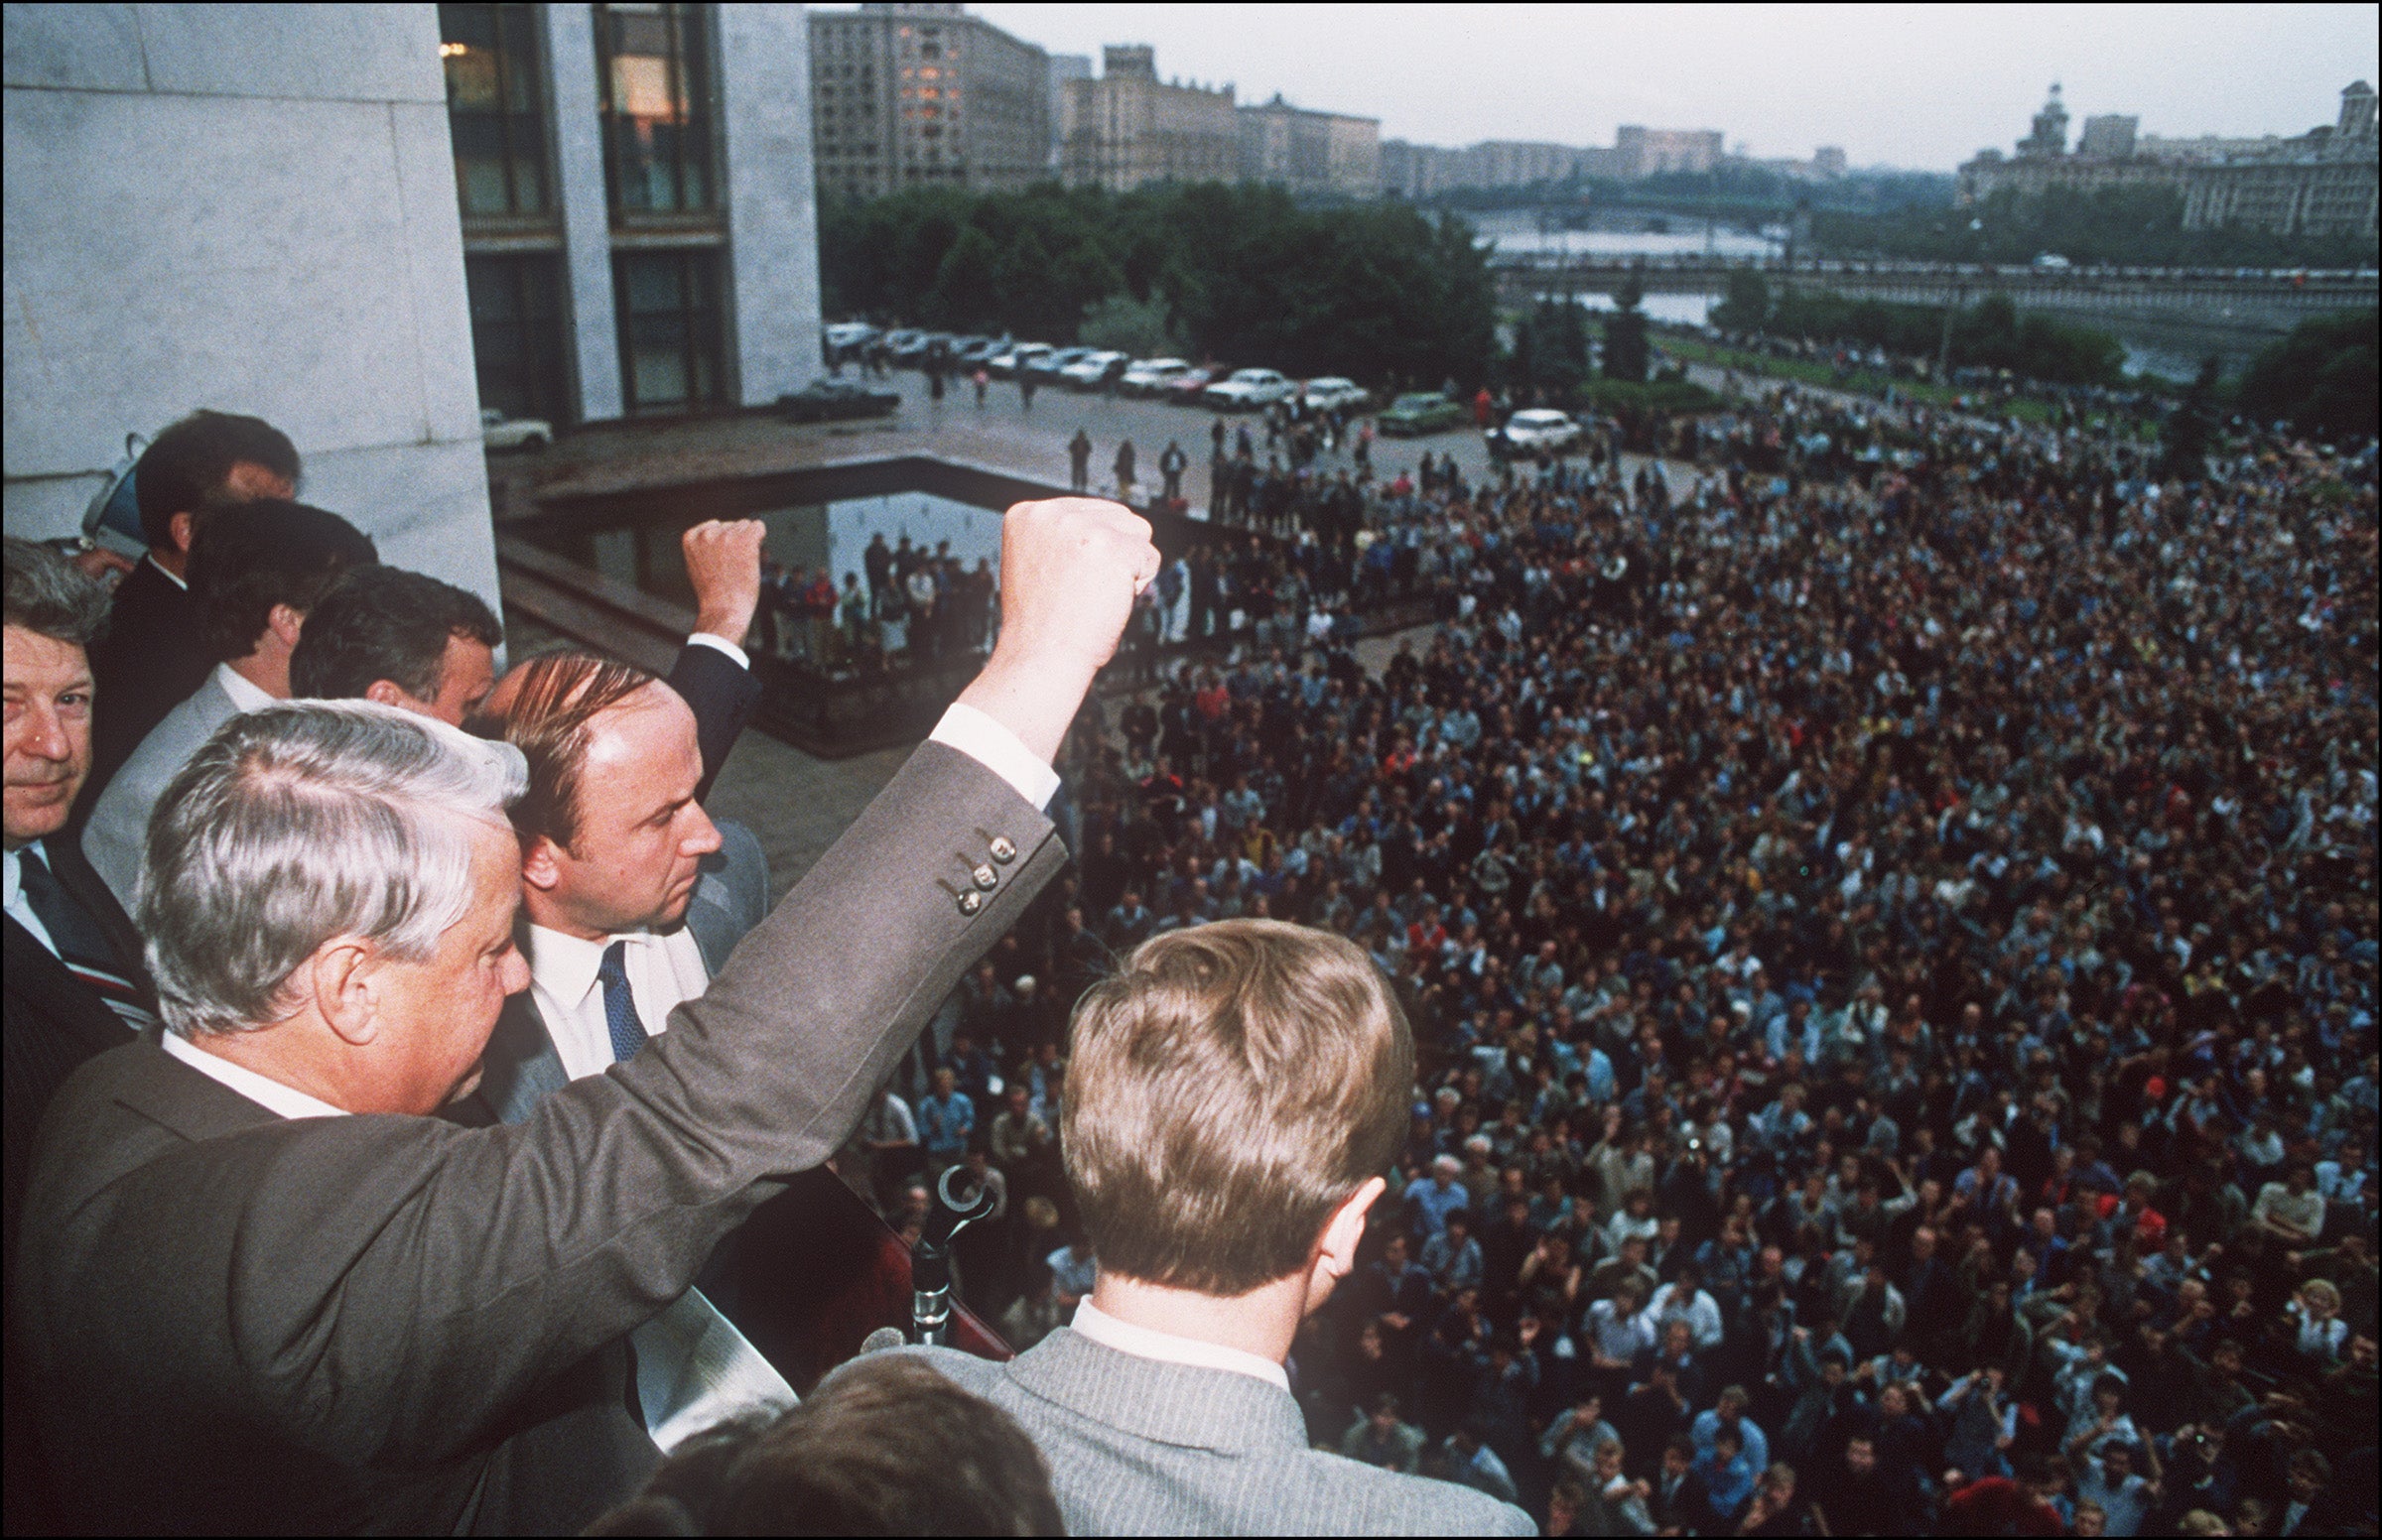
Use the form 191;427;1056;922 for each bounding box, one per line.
146;553;188;590
525;924;712;1080
212;659;275;713
158;1030;351;1120
3;842;58;957
1070;1299;1291;1392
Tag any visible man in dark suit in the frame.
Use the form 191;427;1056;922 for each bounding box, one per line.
888;921;1532;1535
2;541;158;1254
3;540;162;1534
15;498;1158;1534
84;409;300;800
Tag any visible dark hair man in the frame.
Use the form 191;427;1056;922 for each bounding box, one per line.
17;496;1157;1533
290;565;500;724
86;410;299;791
591;1353;1062;1536
80;498;373;905
899;918;1533;1536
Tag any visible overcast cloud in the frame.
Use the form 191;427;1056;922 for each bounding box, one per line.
961;3;2379;172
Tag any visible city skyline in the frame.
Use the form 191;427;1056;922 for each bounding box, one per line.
961;2;2380;173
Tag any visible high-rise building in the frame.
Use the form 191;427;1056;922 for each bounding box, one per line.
1957;81;2378;238
1614;125;1724;178
1046;52;1091;174
1237;94;1380;198
1060;45;1236;192
808;3;1050;200
439;3;822;426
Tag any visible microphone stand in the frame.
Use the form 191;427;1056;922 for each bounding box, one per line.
912;1163;997;1346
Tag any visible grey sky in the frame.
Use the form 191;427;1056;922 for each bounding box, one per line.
963;3;2380;172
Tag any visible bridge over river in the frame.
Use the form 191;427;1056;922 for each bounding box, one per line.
1494;254;2379;339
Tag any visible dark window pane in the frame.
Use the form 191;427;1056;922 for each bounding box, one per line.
440;2;553;221
596;2;716;217
464;254;571;423
613;249;724;414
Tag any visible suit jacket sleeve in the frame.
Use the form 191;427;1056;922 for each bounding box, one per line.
48;740;1060;1469
664;642;762;804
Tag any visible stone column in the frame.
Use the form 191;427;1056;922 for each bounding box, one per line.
541;3;622;422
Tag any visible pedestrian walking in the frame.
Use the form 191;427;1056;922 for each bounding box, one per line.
1068;428;1092;493
1159;440;1188;503
1114;439;1137;501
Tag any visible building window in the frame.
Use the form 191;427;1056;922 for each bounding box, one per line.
596;2;717;217
439;2;551;218
465;254;572;423
613;249;725;413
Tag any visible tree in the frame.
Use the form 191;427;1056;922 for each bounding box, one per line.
1712;266;1770;331
2234;309;2379;443
1511;298;1590;399
920;226;999;330
1602;267;1651;383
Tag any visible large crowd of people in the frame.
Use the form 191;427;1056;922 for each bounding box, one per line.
873;384;2378;1536
3;380;2373;1538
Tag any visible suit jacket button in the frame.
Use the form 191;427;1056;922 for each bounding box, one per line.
990;835;1017;865
973;864;998;890
958;890;984;916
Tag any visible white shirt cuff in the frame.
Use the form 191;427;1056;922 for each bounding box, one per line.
686;632;749;670
930;702;1061;812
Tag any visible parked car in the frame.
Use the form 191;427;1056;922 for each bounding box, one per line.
1301;376;1370;413
479;406;552;450
1118;357;1192;396
1203;367;1296;410
880;328;926;362
1165;365;1225;404
776;380;901;423
1025;346;1095;383
953;335;1004;365
1376;391;1467;437
824;321;877;363
1061;349;1129;390
988;341;1053;378
1486;407;1583;457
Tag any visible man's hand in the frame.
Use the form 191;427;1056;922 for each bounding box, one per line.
960;497;1156;763
684;519;767;646
70;546;136;583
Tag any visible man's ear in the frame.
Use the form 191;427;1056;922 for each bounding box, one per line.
308;938;381;1046
167;510;198;558
363;678;424;711
520;834;567;892
265;602;305;651
1305;1174;1388;1316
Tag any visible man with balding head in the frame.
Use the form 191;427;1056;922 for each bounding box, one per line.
463;649;766;1118
16;497;1159;1533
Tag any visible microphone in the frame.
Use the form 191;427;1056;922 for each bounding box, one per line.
912;1164;999;1346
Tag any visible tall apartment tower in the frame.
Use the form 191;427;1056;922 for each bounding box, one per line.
1060;45;1237;192
440;2;823;425
809;3;1050;200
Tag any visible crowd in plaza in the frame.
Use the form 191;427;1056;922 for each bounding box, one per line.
869;382;2380;1536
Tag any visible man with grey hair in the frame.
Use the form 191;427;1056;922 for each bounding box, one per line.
3;540;158;1260
3;538;161;1537
15;497;1160;1534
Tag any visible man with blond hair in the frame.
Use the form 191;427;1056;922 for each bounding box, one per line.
882;918;1532;1534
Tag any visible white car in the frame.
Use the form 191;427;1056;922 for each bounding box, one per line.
1120;356;1192;396
1302;376;1369;413
988;342;1052;378
1202;367;1296;410
1489;408;1582;455
480;406;552;450
1060;349;1128;389
825;321;876;351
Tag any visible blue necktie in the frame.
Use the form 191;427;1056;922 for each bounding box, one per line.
596;941;646;1064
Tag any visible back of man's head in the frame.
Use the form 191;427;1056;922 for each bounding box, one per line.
589;1353;1062;1536
133;410;300;550
188;500;374;663
290;566;500;717
1064;918;1412;1296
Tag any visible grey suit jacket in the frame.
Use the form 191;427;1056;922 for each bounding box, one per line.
18;741;1062;1535
471;819;771;1125
883;1330;1535;1536
81;668;244;909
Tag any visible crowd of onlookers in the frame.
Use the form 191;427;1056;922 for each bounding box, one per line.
865;382;2378;1536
